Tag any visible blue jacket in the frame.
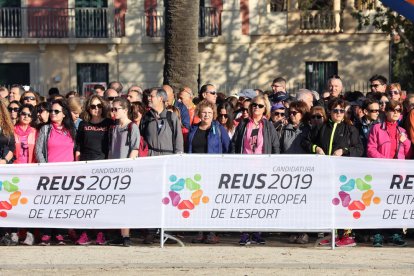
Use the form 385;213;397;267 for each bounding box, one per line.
174;100;190;129
187;121;230;153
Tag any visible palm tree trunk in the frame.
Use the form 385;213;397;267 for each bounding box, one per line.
164;0;200;92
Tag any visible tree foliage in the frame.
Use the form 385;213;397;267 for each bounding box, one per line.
352;0;414;91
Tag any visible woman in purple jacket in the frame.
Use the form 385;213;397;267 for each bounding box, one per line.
367;100;411;247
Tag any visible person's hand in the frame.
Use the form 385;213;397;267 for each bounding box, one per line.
315;147;325;155
400;133;407;143
0;159;7;164
332;149;343;156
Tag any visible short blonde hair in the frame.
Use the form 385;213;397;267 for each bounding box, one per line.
249;94;271;119
196;99;217;120
67;96;82;114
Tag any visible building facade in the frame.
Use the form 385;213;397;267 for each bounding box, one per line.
0;0;389;95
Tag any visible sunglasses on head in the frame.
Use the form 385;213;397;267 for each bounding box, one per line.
90;103;103;110
273;111;285;117
24;96;36;101
311;114;323;119
252;103;265;109
332;108;345;114
49;109;62;115
8;107;19;112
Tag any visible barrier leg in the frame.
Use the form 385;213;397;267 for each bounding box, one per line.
331;229;335;250
160;228;164;248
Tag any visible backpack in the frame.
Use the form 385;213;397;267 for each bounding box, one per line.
141;110;176;153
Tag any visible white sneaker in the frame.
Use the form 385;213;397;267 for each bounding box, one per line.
22;232;34;245
10;233;19;245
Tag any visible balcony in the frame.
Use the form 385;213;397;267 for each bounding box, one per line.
0;7;124;38
145;7;221;38
300;10;343;33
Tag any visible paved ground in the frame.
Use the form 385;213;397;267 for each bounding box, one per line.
1;234;414;275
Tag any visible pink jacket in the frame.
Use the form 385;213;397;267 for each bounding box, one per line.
367;122;411;159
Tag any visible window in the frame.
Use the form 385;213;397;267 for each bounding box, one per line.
269;0;287;12
0;63;30;86
354;0;377;11
305;61;338;93
0;0;21;37
77;63;108;95
75;0;108;37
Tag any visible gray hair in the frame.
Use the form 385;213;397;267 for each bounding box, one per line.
152;87;168;102
296;89;314;101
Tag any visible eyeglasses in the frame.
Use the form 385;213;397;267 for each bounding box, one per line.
38;109;48;114
252;103;265;109
380;101;389;106
8;107;19;113
388;91;400;95
218;114;228;118
90;104;103;110
107;97;116;101
240;107;249;112
289;111;300;116
388;108;402;113
111;107;124;113
332;109;345;114
368;109;380;113
370;84;382;88
49;109;62;115
20;111;31;117
207;91;217;95
23;96;36;101
323;97;330;101
311;115;323;119
273;112;285;117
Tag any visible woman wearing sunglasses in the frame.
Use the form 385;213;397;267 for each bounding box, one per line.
14;104;37;164
386;83;402;103
34;102;51;129
217;102;236;139
35;99;76;245
73;95;112;246
309;106;327;128
367;100;411;247
230;94;279;246
19;91;40;106
7;100;21;125
302;98;363;247
270;103;287;139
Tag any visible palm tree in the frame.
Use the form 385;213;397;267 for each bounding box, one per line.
163;0;200;93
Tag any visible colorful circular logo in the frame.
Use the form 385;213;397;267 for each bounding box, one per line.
332;175;380;219
0;177;28;218
162;174;209;218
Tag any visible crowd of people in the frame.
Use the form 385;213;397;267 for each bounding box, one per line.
0;74;413;248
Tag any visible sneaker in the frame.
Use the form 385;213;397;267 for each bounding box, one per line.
296;233;309;244
251;232;265;245
390;234;407;247
319;237;339;246
288;234;298;243
95;232;106;245
372;234;383;247
10;233;19;245
1;233;13;246
239;233;251;246
123;236;132;247
142;233;155;244
22;232;34;246
336;236;356;247
55;234;66;245
204;232;219;244
108;236;124;245
191;232;206;244
40;235;51;246
76;232;91;245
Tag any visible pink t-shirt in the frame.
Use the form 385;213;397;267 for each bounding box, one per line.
18;135;29;163
242;119;264;154
47;126;74;162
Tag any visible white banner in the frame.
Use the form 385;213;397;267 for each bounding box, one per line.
0;155;413;230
